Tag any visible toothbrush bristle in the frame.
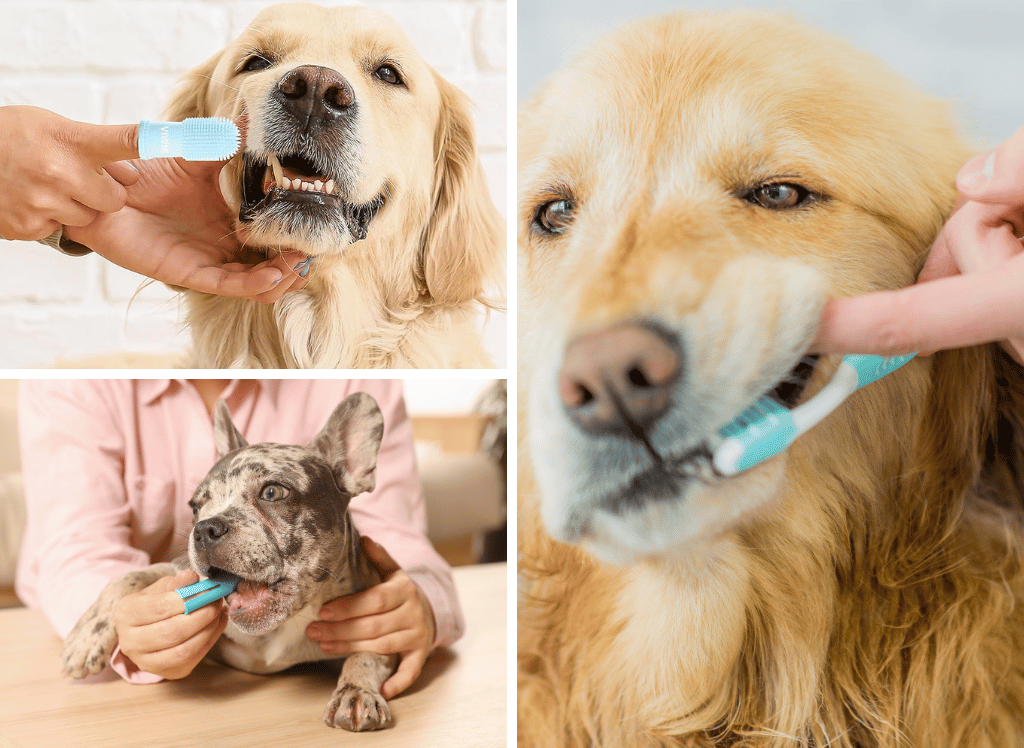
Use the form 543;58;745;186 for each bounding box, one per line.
720;396;789;437
180;117;241;161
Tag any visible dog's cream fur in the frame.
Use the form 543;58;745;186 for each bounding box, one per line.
518;13;1024;747
167;3;502;368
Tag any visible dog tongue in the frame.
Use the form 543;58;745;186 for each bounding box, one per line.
228;582;273;611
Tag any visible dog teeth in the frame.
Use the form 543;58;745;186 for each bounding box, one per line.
265;158;338;195
268;153;284;185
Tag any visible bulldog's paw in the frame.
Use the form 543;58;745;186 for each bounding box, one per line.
324;683;393;731
62;613;118;678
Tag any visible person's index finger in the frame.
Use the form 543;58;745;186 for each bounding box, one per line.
71;122;141;164
812;267;1024;356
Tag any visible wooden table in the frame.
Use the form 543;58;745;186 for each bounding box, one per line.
0;563;506;747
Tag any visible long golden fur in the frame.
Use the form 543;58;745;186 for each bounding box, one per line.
167;3;502;368
518;13;1024;747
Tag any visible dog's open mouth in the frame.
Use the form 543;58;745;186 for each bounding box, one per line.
207;565;286;619
239;151;385;240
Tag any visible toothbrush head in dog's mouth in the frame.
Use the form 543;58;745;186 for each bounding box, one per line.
239;151;385;242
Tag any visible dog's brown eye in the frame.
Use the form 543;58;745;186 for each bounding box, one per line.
748;183;811;210
534;199;575;235
374;64;402;85
260;484;290;502
241;54;273;73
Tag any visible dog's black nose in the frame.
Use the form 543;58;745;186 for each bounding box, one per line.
276;65;355;124
194;517;230;547
558;320;682;437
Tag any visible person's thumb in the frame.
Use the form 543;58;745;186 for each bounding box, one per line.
70;121;140;165
147;569;199;595
360;536;402;578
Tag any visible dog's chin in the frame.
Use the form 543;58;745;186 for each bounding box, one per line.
237;152;385;252
541;452;788;566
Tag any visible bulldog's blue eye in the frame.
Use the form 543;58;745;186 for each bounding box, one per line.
260;484;289;502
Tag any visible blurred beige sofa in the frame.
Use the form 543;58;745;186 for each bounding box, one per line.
0;381;503;606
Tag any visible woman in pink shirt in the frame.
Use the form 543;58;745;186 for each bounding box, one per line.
15;379;463;697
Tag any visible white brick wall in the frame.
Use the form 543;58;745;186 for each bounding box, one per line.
0;0;507;368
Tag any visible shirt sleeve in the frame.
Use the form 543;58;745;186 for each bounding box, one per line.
15;381;149;638
345;381;466;649
16;381;182;684
38;227;92;256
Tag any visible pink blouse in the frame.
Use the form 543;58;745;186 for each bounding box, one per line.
16;379;464;682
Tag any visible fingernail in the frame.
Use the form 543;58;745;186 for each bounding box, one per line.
958;151;994;194
294;257;314;278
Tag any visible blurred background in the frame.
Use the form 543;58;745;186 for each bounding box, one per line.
518;0;1024;151
0;378;507;607
0;0;507;368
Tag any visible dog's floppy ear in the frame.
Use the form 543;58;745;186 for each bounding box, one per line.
163;50;221;120
418;74;503;307
310;393;385;496
213;400;248;457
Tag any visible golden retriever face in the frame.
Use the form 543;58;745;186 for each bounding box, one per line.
518;13;969;564
169;3;445;256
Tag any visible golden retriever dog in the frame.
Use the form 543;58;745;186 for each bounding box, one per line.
166;2;502;368
518;12;1024;748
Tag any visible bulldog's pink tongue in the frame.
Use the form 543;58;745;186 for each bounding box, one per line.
228;582;273;611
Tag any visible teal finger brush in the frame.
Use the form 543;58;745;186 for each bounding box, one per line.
175;573;241;614
138;117;240;161
712;353;916;476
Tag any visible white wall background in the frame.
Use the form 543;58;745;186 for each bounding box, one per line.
518;0;1024;152
0;0;507;368
403;377;496;413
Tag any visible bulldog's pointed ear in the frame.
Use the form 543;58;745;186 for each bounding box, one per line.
310;393;385;496
213;400;248;457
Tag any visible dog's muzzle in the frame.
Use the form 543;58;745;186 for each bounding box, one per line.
239;64;385;240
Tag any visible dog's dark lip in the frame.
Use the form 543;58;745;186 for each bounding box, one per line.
205;566;241;583
238;152;385;240
206;565;285;589
562;444;715;541
769;354;820;408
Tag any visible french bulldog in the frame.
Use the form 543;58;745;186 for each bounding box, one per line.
61;392;399;731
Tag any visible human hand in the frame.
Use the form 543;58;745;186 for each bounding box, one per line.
813;127;1024;361
306;537;437;699
112;569;228;680
64;154;311;303
0;106;138;240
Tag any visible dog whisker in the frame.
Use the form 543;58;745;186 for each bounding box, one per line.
196;73;242;94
